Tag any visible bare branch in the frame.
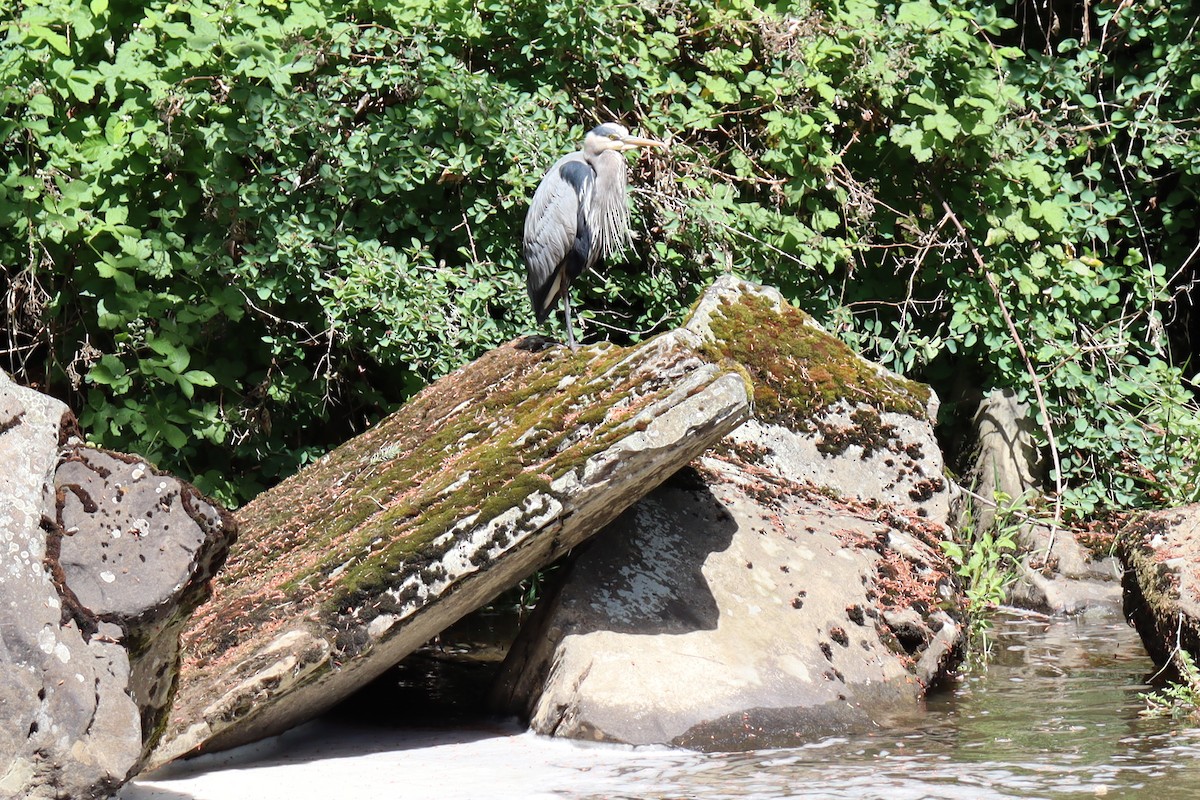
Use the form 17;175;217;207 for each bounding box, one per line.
938;198;1065;549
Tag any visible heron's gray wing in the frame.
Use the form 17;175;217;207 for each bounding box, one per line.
523;154;594;322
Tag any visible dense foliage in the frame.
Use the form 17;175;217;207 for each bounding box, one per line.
1;0;1196;508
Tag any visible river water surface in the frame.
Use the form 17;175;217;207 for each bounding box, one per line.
125;610;1200;800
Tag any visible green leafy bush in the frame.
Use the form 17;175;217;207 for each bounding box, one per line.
1;0;1197;511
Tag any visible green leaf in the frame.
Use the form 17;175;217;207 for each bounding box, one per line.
148;338;191;373
895;2;940;29
27;93;54;117
891;125;935;162
183;369;217;388
30;26;71;55
929;111;961;141
1036;200;1067;231
89;355;131;393
95;259;136;292
80;136;109;162
69;75;96;104
160;422;188;449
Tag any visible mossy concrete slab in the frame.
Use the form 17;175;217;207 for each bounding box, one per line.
689;276;950;523
492;278;963;748
149;332;751;765
1119;507;1200;666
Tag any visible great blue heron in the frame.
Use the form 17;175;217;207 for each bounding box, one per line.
523;122;667;350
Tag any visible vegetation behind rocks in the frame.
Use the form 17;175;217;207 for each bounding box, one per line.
1;0;1196;508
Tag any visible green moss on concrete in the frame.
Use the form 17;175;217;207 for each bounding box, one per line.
220;337;708;625
698;292;931;425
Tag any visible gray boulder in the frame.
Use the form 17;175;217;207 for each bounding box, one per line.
0;371;235;800
491;277;963;749
686;277;949;524
148;330;751;766
958;388;1121;614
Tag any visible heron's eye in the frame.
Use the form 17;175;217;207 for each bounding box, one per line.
607;134;619;140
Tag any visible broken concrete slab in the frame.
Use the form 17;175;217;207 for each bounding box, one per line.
149;331;751;765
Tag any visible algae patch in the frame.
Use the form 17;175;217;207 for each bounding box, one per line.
699;292;930;425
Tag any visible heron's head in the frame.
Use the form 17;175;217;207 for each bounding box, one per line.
583;123;668;156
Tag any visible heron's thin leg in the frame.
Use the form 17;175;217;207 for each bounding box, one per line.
563;290;577;351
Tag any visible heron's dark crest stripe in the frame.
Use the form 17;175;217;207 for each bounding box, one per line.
558;159;593;194
590;123;625;138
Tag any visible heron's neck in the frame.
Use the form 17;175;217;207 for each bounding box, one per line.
591;150;632;259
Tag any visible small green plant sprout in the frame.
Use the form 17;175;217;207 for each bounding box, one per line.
942;489;1025;651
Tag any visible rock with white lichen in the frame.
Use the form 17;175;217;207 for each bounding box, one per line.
0;370;235;800
491;277;965;749
147;328;752;766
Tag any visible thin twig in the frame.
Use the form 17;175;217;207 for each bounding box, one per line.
1148;612;1187;684
898;210;953;330
956;481;1061;533
238;289;322;341
631;186;811;271
584;311;673;337
938;199;1064;553
1166;234;1200;290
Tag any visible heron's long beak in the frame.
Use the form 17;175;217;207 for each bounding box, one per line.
620;135;669;151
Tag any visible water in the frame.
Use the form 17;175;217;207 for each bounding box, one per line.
126;610;1200;800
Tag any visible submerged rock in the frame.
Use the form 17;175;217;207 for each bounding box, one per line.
149;332;751;765
492;278;964;749
0;371;235;800
1119;507;1200;667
